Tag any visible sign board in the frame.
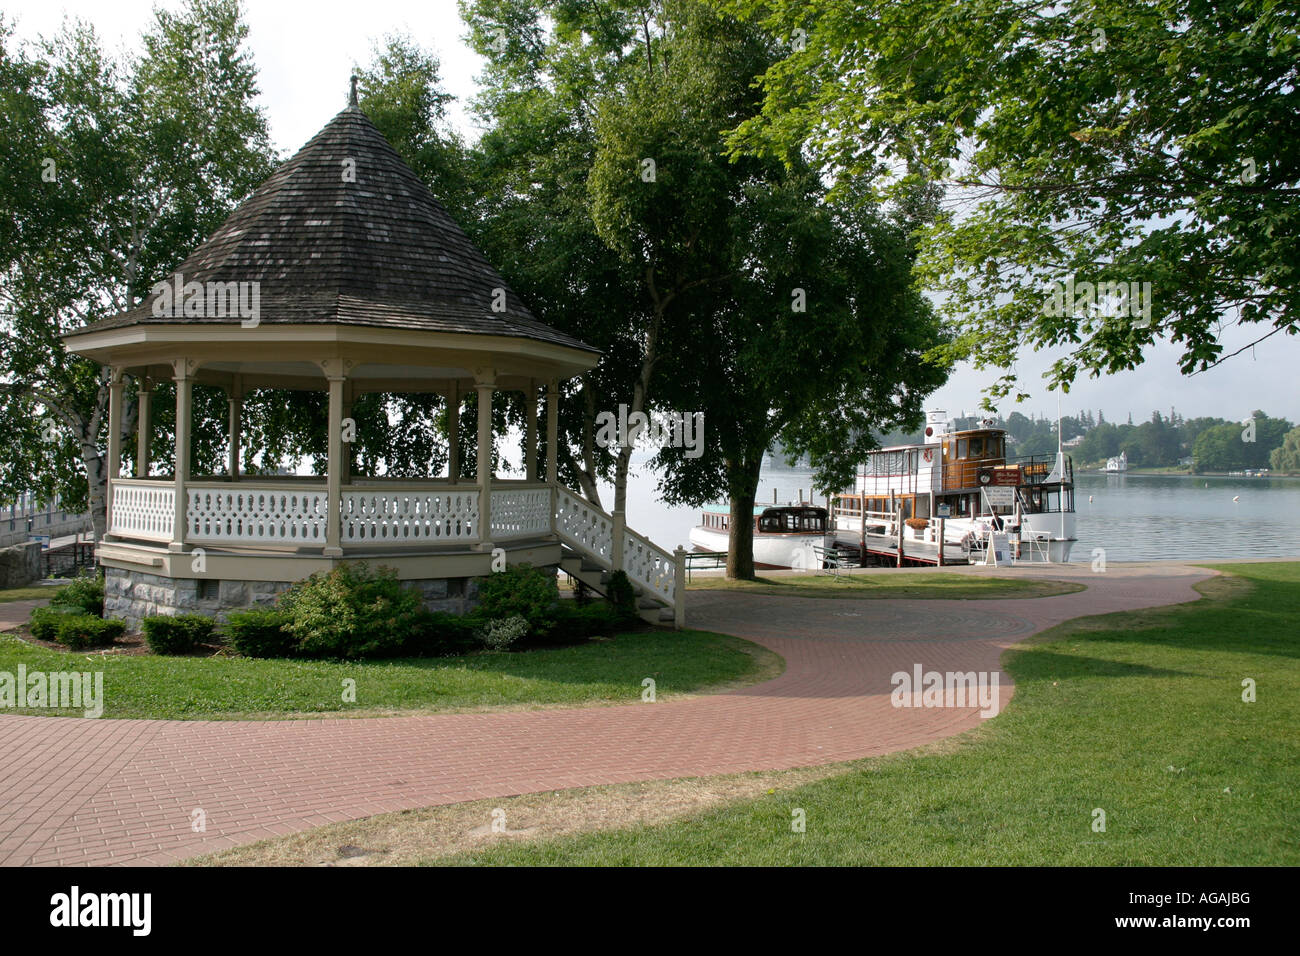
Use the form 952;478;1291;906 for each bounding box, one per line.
984;532;1011;566
991;465;1021;486
936;503;951;518
982;486;1015;508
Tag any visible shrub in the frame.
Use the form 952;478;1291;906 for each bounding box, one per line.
407;611;479;657
54;614;125;650
476;615;530;652
278;562;424;659
475;564;559;638
29;604;84;642
605;570;639;624
57;574;105;616
224;608;296;658
535;602;622;646
142;614;215;655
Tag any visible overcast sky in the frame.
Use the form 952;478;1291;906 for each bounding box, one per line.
6;0;1297;425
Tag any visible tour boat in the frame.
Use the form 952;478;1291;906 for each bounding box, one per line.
831;410;1078;564
1104;451;1128;473
689;504;831;569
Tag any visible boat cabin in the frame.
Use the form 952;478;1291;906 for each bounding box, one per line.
698;504;828;535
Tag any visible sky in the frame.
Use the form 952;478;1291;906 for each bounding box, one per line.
5;0;1298;426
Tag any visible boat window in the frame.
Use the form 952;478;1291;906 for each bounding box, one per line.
990;437;1003;458
957;439;968;458
968;436;984;458
759;514;781;532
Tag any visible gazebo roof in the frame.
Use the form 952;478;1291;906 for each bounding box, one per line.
68;98;596;356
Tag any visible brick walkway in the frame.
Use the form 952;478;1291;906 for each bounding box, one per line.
0;563;1212;866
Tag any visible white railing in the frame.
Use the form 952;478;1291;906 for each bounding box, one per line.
554;486;614;567
109;479;175;542
188;482;328;544
491;486;552;541
623;527;676;607
341;486;479;544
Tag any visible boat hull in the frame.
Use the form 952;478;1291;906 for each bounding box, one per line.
689;525;830;570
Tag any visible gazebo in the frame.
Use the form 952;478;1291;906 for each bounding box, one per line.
62;87;683;628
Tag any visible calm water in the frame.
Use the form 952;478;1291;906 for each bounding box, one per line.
602;457;1300;563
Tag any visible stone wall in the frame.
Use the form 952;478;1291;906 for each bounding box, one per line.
0;541;41;589
104;567;480;631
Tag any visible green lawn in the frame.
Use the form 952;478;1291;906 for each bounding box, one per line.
431;561;1300;865
0;585;60;603
0;629;779;720
688;571;1084;600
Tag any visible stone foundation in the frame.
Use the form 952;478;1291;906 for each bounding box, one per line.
104;567;481;631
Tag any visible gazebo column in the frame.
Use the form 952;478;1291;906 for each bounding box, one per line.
323;361;347;557
226;375;243;481
446;384;460;480
545;379;558;485
340;382;354;485
103;367;124;540
525;379;538;482
474;370;495;550
135;376;152;478
169;359;193;552
546;379;558;539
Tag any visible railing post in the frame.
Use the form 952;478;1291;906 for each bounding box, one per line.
896;506;904;567
611;511;626;571
937;517;945;566
673;545;687;629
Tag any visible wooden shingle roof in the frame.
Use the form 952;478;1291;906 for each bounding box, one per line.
78;103;597;354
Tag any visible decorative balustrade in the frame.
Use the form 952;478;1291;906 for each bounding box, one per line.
341;487;479;543
109;480;175;542
491;486;552;540
623;528;676;607
554;486;613;567
188;483;327;543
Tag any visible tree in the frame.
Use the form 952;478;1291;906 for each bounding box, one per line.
721;0;1300;404
0;1;275;535
1271;427;1300;473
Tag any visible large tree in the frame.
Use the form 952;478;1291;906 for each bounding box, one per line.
0;0;275;536
722;0;1300;403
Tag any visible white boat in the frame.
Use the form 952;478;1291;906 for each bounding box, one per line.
689;504;830;569
831;410;1078;564
1104;451;1128;473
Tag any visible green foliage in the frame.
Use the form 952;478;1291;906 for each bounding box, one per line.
724;0;1300;403
1270;427;1300;473
604;570;638;625
475;614;531;652
278;563;425;659
223;608;295;659
141;613;214;655
54;614;125;650
474;564;560;639
0;2;275;526
55;573;104;616
1193;411;1293;472
547;601;623;644
408;611;480;657
29;604;83;642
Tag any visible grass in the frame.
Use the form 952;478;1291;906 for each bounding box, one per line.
0;629;780;720
687;571;1084;600
0;585;60;603
418;561;1299;865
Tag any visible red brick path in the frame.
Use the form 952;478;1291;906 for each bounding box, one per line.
0;564;1212;866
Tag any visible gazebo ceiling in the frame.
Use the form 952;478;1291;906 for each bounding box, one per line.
64;93;599;380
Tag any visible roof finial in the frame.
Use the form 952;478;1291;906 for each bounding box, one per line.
348;74;359;107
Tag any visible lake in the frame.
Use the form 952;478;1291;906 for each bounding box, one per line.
600;457;1300;563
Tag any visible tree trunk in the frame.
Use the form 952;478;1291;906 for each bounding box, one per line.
81;442;108;541
725;455;764;580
